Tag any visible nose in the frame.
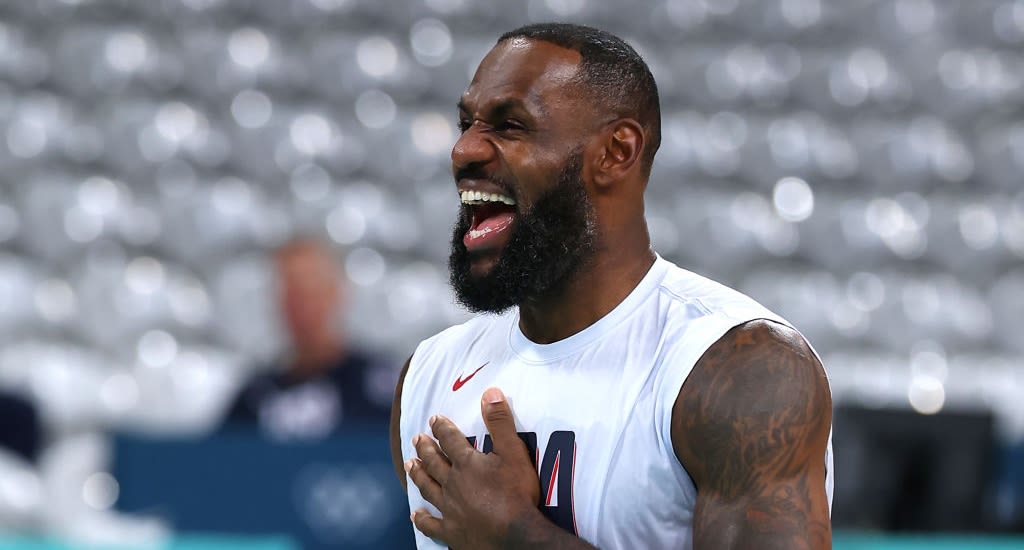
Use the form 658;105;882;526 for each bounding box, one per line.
451;122;497;176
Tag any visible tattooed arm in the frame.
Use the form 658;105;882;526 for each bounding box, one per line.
672;319;832;550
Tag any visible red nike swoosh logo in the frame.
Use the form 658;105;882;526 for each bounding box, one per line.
452;362;489;392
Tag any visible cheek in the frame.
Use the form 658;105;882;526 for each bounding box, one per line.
497;140;578;205
503;165;555;209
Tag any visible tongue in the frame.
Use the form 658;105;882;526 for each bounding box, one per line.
474;211;516;233
464;207;517;249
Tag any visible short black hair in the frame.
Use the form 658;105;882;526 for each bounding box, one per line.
498;22;662;175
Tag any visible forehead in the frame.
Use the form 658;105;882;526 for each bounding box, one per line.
461;38;583;111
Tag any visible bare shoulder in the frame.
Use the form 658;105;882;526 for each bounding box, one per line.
390;354;414;491
670;318;832;495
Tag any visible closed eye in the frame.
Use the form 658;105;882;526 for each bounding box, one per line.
496;119;527;132
456;118;527;134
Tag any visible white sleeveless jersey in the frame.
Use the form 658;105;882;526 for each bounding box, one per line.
400;256;834;549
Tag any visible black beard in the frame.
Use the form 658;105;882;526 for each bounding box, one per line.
448;152;597;314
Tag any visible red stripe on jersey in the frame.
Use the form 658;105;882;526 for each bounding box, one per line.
545;452;560;506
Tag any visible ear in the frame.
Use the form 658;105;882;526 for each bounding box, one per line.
592;119;646;188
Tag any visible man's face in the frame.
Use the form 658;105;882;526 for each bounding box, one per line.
448;39;599;313
277;246;339;343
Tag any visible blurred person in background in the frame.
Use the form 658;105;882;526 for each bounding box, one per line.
393;23;832;550
223;238;392;440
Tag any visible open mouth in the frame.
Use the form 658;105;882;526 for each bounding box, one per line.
460;190;518;251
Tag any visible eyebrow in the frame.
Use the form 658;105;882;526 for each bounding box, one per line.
457;97;546;120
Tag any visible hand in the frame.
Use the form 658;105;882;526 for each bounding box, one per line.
406;387;541;550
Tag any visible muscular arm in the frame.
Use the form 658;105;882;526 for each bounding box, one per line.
672;319;832;550
390;355;413;491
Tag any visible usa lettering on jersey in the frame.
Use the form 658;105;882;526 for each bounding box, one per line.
467;431;577;535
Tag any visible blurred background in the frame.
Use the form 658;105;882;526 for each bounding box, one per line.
0;0;1021;548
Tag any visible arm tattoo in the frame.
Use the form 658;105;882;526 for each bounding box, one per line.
673;320;832;550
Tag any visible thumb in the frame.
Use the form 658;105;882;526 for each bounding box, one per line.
481;387;524;456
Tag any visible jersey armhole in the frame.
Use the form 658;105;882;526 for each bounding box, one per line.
399;338;436;462
654;314;782;473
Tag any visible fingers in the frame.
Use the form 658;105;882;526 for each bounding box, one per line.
429;415;474;462
480;387;525;457
405;456;442;507
413;433;451;490
411;508;444;540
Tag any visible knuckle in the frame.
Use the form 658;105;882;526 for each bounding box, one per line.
487;406;512;422
409;470;426;488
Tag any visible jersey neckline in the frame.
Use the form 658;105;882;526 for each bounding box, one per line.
508;254;670;363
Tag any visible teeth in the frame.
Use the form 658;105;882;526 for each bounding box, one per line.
459;190;516;206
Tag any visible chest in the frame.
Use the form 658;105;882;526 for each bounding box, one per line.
412;349;686;541
425;345;653;451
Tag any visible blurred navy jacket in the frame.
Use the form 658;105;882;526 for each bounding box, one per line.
223;348;394;440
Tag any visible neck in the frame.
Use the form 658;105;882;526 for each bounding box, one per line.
517;228;655;345
290;333;344;376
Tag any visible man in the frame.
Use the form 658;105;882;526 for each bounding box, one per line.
389;23;833;549
225;238;392;440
